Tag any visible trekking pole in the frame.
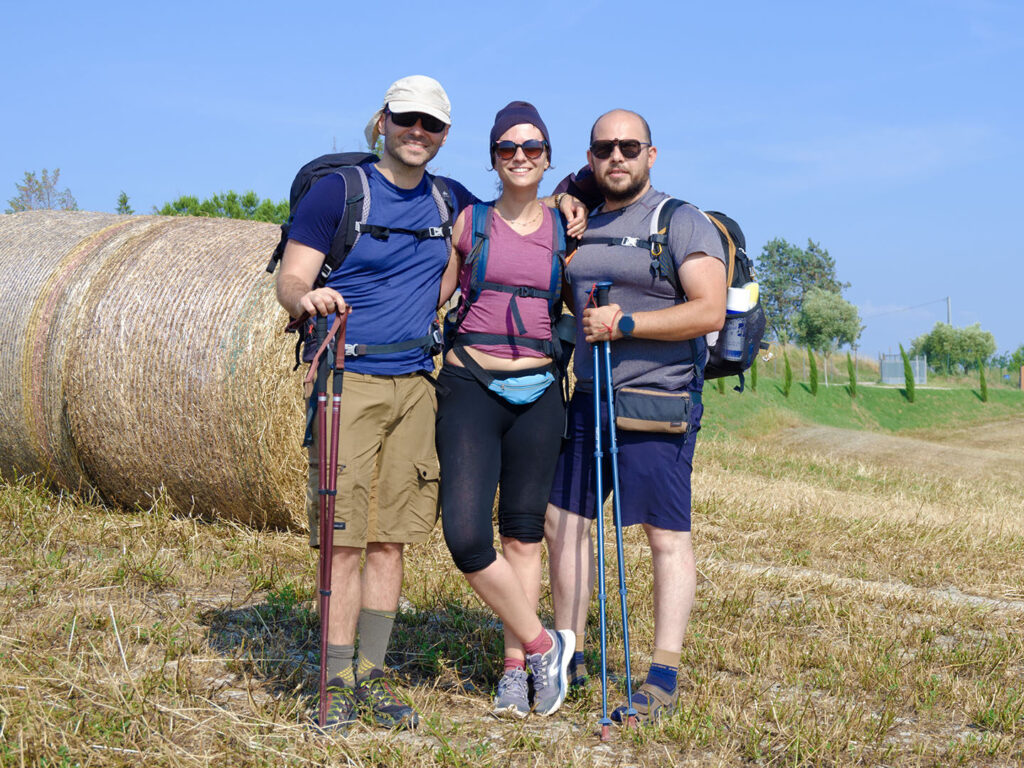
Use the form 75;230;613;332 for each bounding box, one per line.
598;287;638;730
592;280;613;742
307;312;349;728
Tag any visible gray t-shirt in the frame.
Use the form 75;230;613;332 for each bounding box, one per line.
568;187;726;391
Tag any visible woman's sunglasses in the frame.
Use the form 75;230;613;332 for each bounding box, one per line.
492;140;549;161
589;139;651;160
387;109;447;134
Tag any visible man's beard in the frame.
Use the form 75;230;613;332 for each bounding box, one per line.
595;167;648;204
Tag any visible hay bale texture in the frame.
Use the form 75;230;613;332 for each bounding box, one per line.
0;211;306;528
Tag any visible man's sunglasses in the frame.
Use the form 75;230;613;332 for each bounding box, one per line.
589;139;651;160
492;139;549;161
387;108;447;134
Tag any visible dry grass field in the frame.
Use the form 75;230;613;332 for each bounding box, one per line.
1;413;1022;766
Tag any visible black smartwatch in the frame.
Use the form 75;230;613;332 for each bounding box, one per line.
618;313;635;337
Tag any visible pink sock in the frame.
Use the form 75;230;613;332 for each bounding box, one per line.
522;629;553;656
504;657;526;672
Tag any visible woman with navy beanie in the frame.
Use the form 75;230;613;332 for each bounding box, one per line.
436;101;574;718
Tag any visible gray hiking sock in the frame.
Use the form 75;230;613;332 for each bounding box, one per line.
355;608;397;683
327;643;355;687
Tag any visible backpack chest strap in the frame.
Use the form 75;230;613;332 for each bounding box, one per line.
354;221;453;241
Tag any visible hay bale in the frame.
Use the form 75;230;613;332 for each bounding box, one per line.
0;211;306;529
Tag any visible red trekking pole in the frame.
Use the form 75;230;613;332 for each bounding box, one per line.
305;311;349;728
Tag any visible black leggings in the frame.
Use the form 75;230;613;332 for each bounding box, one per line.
436;364;565;574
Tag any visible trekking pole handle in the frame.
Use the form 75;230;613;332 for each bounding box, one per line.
315;315;330;393
595;280;613;308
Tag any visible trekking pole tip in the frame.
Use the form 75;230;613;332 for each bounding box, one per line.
600;722;612;741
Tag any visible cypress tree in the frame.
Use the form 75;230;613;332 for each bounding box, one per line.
900;344;915;403
751;356;758;392
979;357;988;402
808;347;819;396
846;351;857;398
783;350;793;397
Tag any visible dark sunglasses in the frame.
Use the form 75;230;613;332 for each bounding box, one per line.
492;139;549;161
386;108;447;134
589;139;651;160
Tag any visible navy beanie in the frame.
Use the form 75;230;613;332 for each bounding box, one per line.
489;101;551;161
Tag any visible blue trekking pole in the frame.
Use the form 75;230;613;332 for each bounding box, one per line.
599;290;638;730
592;281;614;742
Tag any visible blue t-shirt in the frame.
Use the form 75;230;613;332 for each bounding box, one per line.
289;165;476;375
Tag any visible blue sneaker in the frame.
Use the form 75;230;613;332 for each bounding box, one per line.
492;668;530;719
527;629;574;716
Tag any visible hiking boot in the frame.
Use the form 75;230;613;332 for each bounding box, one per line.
356;669;419;729
318;677;358;733
526;629;573;716
610;680;679;724
492;668;530;719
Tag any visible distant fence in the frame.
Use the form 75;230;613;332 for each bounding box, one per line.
879;354;927;385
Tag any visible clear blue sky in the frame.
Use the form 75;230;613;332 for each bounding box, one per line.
3;0;1021;359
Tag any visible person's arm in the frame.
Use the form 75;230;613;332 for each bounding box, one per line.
275;240;348;319
539;192;587;238
581;253;726;343
438;209;469;308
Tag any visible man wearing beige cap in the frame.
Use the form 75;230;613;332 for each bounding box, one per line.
276;75;583;732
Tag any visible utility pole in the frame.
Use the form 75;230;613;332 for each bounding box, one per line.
946;296;951;325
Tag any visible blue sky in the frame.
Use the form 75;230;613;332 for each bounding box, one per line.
3;0;1021;359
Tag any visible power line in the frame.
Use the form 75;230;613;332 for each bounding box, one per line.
862;297;948;320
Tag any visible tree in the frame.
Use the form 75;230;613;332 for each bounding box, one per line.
750;356;758;393
156;190;288;224
846;351;857;399
793;288;862;387
116;191;134;215
6;168;78;213
900;344;915;403
910;322;997;374
979;356;988;402
757;237;849;342
808;347;818;396
782;349;793;397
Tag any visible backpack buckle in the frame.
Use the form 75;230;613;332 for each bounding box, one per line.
344;343;360;357
621;237;639;248
420;226;445;240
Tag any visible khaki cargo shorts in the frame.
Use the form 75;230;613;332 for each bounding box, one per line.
306;371;440;548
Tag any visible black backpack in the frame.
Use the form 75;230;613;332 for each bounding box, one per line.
266;152;454;367
265;151;455;287
578;198;767;391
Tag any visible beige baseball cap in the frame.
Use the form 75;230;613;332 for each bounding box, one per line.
364;75;452;147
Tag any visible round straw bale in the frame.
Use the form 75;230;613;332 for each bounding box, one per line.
1;211;306;529
0;211;161;488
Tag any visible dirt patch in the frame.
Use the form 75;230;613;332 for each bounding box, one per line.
773;417;1024;484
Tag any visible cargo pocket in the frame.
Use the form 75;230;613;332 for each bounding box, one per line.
411;459;440;535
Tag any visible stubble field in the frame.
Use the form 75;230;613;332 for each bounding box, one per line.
1;407;1022;766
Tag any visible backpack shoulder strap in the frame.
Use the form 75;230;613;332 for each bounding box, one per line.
651;197;684;296
466;203;493;304
549;211;567;315
317;165;369;287
428;173;455;255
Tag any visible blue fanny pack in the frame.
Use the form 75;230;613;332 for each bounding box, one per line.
486;371;555;405
455;346;556;405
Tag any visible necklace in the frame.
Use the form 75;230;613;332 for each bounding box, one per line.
495;201;542;230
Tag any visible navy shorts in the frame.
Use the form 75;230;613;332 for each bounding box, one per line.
548;390;701;532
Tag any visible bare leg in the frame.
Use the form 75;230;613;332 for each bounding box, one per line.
465;551;544;649
643;525;696;652
544;503;594;638
499;536;543;662
327;545;364;645
362;541;404;612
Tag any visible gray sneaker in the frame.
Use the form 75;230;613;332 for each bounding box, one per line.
527;629;574;716
492;668;530;719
